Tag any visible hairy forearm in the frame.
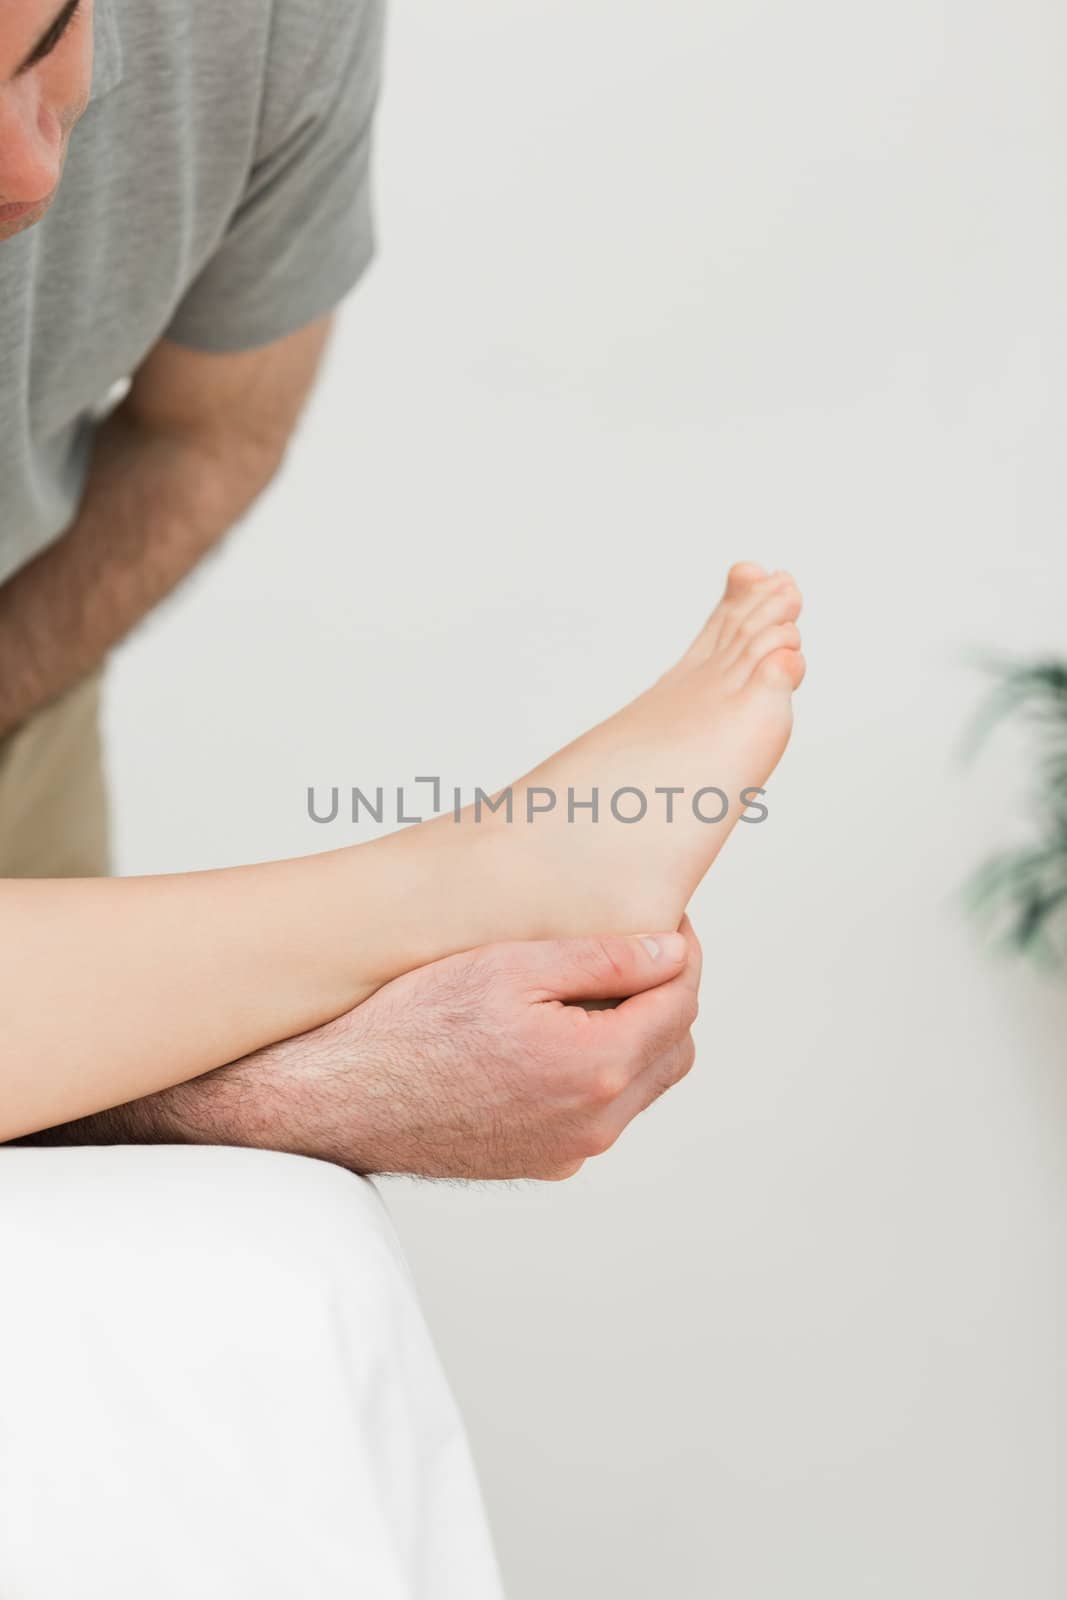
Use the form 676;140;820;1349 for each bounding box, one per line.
0;745;509;1142
12;1067;265;1151
13;1089;179;1149
11;1022;370;1172
0;395;377;1139
0;402;280;737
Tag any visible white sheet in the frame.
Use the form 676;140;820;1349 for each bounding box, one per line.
0;1145;505;1599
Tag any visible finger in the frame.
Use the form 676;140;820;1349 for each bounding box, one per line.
595;925;702;1134
675;915;703;1001
588;915;697;1011
589;958;700;1082
517;931;689;1004
582;915;701;1018
597;1031;698;1149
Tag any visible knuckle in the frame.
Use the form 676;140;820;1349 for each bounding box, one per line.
587;1060;628;1106
583;938;627;986
480;943;528;988
656;1038;696;1092
662;992;699;1037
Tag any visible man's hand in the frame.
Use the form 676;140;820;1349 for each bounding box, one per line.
18;920;702;1180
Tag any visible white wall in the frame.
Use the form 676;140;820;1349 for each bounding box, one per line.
109;1;1067;1593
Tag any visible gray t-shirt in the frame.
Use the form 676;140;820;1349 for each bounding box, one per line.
0;0;385;588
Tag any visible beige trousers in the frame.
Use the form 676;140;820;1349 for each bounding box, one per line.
0;667;111;878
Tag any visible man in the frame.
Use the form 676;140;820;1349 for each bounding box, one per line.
0;3;701;1590
0;0;701;1182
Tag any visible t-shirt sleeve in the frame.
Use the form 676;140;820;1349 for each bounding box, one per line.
163;0;385;353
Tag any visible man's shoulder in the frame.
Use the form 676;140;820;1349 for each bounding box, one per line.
182;0;381;65
260;0;386;141
115;0;382;145
118;0;380;93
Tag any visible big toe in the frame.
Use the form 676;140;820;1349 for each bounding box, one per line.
677;561;776;670
725;561;767;598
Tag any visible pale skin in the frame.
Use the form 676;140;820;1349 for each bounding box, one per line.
3;561;804;1143
0;0;804;1164
18;920;705;1182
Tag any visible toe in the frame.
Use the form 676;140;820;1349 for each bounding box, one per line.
754;647;807;692
716;571;796;654
726;620;803;690
677;561;768;666
678;563;794;672
725;561;767;598
723;582;803;666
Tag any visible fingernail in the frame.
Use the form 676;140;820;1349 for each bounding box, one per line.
639;936;662;959
639;933;686;962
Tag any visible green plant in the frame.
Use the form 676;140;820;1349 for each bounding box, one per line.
964;657;1067;962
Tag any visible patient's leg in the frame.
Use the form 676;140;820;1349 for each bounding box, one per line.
3;562;803;1139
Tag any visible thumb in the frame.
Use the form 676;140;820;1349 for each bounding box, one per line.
525;931;689;1003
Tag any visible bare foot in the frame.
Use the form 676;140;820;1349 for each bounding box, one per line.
449;561;805;942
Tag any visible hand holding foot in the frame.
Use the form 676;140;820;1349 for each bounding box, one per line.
21;921;704;1181
2;561;803;1143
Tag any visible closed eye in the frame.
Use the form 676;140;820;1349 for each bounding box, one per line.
15;0;85;78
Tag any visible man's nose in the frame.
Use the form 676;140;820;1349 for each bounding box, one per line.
0;86;62;206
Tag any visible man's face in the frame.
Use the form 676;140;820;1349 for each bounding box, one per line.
0;0;94;241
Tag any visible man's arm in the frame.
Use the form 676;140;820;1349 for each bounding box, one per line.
14;923;703;1181
0;316;335;737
